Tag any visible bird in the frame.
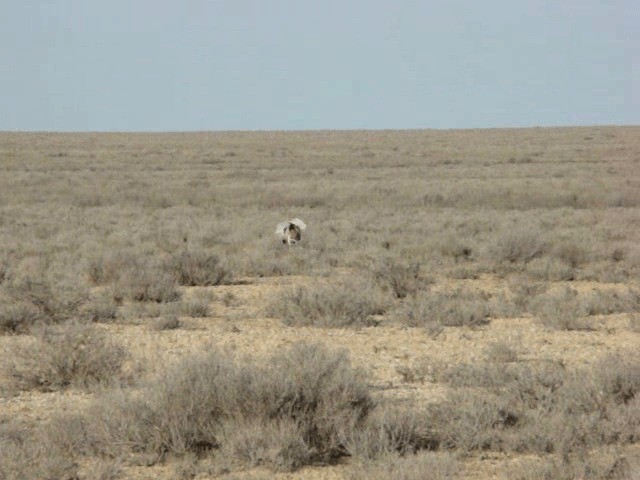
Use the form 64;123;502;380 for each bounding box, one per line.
275;218;307;246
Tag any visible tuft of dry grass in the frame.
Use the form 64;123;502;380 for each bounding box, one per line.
347;452;460;480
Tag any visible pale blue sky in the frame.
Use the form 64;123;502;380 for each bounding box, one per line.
1;1;638;131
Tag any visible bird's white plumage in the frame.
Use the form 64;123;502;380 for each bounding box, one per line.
289;218;307;231
275;218;307;245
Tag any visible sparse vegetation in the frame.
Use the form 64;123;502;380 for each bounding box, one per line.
268;278;387;327
1;128;639;479
5;322;127;391
165;250;233;286
67;342;375;470
394;290;491;328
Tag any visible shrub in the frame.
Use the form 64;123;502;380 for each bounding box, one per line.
530;288;595;331
0;279;88;333
391;297;444;336
396;290;490;328
342;403;439;459
114;265;181;303
425;352;640;457
372;259;430;299
268;278;387;327
165;250;232;286
552;241;589;269
77;342;375;470
179;290;213;318
0;420;78;480
5;322;127;391
151;314;181;331
80;290;119;323
490;227;548;264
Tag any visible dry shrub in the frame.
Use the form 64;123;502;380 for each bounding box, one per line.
180;290;213;318
530;287;595;331
74;342;374;471
151;314;181;330
552;241;590;269
490;227;548;264
438;237;474;263
506;276;549;313
0;278;88;333
6;321;127;391
80;289;119;323
0;420;78;480
426;352;640;457
165;250;232;286
372;259;430;299
218;418;314;472
391;297;444;336
507;450;633;480
114;264;181;303
396;290;490;328
342;403;439;460
526;257;576;281
269;278;387;327
87;250;138;285
0;253;13;284
484;341;519;363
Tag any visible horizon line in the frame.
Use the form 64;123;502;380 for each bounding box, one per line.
1;123;638;135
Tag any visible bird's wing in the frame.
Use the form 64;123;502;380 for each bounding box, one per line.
275;221;290;236
290;218;306;230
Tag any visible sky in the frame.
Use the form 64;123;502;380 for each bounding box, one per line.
1;1;638;131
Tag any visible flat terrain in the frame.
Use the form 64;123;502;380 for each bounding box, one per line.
1;127;639;479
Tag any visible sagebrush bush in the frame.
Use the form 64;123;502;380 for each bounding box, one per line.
0;278;88;333
6;322;127;391
390;296;444;336
372;259;429;299
72;342;375;471
0;421;78;480
426;352;640;456
490;227;548;264
268;278;387;327
151;314;181;330
395;290;490;328
80;290;119;323
179;290;213;318
114;264;181;303
164;250;232;286
342;403;439;459
530;287;595;331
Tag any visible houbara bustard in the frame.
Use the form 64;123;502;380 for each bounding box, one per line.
275;218;307;246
